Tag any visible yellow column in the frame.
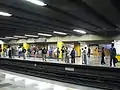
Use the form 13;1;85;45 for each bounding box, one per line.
23;43;30;50
74;43;80;57
57;41;64;58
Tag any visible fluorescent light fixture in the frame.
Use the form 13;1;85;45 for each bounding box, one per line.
53;31;67;35
5;37;13;39
25;34;39;38
38;33;52;37
73;29;86;34
12;38;18;40
25;0;47;6
0;38;5;40
14;35;27;39
0;11;12;17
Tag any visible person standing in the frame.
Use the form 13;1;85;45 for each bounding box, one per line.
42;47;47;61
61;46;65;61
101;47;105;65
18;46;22;58
70;48;75;63
57;48;60;61
65;47;69;63
83;47;87;65
8;46;12;58
22;47;26;59
110;44;116;67
87;47;91;58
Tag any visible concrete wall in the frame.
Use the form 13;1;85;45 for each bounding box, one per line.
8;34;111;44
47;34;110;42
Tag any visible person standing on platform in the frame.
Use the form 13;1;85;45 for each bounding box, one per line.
8;46;12;58
101;47;105;65
65;47;69;63
56;48;60;61
83;47;87;65
22;47;26;59
42;47;47;61
87;47;91;58
61;46;65;61
18;46;22;58
70;48;75;63
110;43;116;67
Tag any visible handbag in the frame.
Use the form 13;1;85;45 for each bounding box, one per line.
114;57;118;63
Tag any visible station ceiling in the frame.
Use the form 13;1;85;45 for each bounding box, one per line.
0;0;120;37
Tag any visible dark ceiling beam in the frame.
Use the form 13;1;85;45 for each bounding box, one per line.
0;26;51;36
0;23;54;34
111;0;120;14
13;15;99;33
0;21;74;35
0;3;98;33
0;3;80;28
0;22;78;35
69;0;117;28
46;5;101;28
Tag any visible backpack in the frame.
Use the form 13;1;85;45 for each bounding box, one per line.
42;49;47;54
22;49;26;53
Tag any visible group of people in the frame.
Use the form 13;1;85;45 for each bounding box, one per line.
101;43;117;67
1;43;118;67
55;46;76;63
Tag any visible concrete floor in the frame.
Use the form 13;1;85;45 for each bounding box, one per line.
0;70;102;90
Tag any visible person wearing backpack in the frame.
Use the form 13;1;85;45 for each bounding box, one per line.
42;47;47;61
110;43;116;67
22;47;26;59
70;48;75;63
56;48;60;61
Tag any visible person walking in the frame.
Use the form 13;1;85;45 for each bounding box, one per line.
110;43;116;67
42;47;47;61
101;47;105;65
70;48;75;63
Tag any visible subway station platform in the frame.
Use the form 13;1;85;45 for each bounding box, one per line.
3;56;120;68
0;70;102;90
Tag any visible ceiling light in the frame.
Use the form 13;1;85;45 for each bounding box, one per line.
25;34;39;38
0;11;12;17
53;31;67;35
25;0;47;6
5;37;13;39
38;33;52;37
14;35;27;39
73;29;86;34
0;38;5;40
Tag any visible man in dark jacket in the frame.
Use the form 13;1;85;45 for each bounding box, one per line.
42;47;47;61
70;48;75;63
110;43;116;67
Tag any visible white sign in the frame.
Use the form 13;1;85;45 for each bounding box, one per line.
65;67;74;71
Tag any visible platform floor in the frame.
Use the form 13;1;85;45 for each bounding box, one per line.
0;70;102;90
3;55;120;68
